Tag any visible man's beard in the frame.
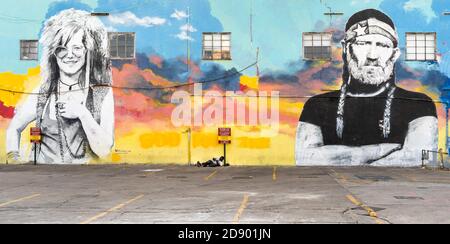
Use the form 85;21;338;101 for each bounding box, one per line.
347;55;394;86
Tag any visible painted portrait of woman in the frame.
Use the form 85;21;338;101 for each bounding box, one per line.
6;9;114;164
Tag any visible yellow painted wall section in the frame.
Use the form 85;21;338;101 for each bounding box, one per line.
240;75;259;90
105;126;189;165
238;137;271;149
0;67;40;107
140;132;181;148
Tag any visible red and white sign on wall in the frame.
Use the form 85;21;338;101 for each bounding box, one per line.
218;128;231;144
30;127;41;143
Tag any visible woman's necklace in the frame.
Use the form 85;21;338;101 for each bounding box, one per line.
55;84;87;162
59;79;79;91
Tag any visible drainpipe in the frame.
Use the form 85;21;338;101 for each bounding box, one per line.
446;104;449;154
188;128;192;166
445;103;449;154
182;128;192;166
440;86;450;153
435;100;449;154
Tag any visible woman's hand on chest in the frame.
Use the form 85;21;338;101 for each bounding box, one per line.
57;92;89;120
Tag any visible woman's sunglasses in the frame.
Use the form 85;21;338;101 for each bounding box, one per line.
54;45;86;59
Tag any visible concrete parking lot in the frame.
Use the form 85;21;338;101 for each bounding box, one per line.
0;164;449;224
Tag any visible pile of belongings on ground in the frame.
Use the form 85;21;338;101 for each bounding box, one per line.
196;156;229;167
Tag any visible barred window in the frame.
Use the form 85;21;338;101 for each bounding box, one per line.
108;32;135;59
302;32;332;60
406;32;436;61
20;40;38;61
202;32;231;60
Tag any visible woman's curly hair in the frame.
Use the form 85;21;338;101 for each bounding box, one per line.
39;8;111;94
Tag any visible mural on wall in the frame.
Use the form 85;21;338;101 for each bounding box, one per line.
0;0;449;166
5;9;114;164
295;9;438;166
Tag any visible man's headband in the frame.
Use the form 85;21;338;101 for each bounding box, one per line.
344;9;398;47
345;18;398;47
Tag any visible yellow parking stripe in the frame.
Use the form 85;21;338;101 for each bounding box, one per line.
346;194;385;224
80;194;144;224
330;169;348;183
233;194;249;224
0;194;41;208
204;170;218;181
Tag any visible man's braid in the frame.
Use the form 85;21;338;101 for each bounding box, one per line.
336;82;395;139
